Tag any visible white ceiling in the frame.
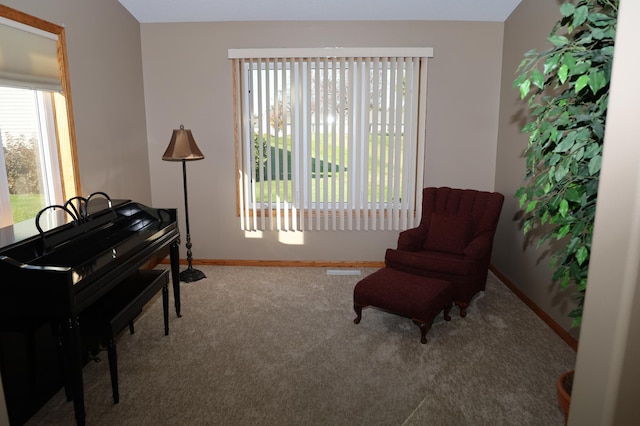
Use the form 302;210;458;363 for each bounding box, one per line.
118;0;524;23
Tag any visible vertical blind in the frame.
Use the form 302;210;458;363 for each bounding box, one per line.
230;47;433;232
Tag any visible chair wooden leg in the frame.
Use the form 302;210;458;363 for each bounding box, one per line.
457;302;469;318
443;303;453;321
353;304;364;324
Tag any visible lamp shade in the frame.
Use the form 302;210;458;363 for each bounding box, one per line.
162;124;205;161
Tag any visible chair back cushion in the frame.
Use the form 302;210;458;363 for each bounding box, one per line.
423;212;474;254
419;187;504;252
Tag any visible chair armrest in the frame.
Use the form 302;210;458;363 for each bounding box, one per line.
397;227;426;251
463;232;493;260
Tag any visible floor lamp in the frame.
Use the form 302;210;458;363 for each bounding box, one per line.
162;124;206;282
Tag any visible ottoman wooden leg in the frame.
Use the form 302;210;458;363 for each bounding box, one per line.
412;319;433;344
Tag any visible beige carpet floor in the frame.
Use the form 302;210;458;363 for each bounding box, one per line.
25;266;576;425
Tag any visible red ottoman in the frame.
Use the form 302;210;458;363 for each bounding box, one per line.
353;267;453;344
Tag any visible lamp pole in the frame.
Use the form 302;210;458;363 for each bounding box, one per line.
179;158;205;282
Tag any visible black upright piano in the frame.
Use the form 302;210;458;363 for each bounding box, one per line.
0;194;181;425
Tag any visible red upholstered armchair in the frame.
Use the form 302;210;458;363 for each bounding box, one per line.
385;187;504;317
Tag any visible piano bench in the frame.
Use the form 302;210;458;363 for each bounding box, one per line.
80;268;170;404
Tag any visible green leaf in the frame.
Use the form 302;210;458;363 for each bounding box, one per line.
603;28;617;40
519;79;531;99
548;35;569;47
555;164;568;182
588;13;613;25
541;210;550;224
559;199;569;217
565;239;580;258
519;192;528;208
592;120;605;140
557;224;571;239
575;128;591;143
591;28;605;40
535;173;549;188
584;143;601;159
531;69;545;89
575;74;590;93
521;121;537;133
543;54;561;74
576;246;589;265
513;72;528;88
549;153;562;166
565;187;580;202
588;155;602;175
589;69;607;94
554;132;577;153
525;200;538;214
516;58;529;72
572;221;586;237
576;277;588;292
514;187;525;199
572;61;592;76
558;64;569;84
563;53;577;72
560;3;575;17
576;33;593;45
573;5;589;27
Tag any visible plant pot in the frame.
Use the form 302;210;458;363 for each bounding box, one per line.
557;370;574;425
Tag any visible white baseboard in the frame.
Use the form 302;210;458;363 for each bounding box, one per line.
326;269;361;276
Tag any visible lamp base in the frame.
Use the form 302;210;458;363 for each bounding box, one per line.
179;267;206;283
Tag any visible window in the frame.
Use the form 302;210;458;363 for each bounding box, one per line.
230;47;433;232
0;6;80;227
0;87;63;223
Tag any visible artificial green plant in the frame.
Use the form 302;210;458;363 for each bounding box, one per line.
513;0;618;327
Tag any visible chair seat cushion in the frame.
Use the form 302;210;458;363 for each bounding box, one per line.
385;248;475;276
353;267;452;322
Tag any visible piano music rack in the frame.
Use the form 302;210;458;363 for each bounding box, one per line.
34;192;114;255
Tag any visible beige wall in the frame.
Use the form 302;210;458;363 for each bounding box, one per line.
494;0;579;336
570;0;640;422
141;20;504;262
1;0;152;205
